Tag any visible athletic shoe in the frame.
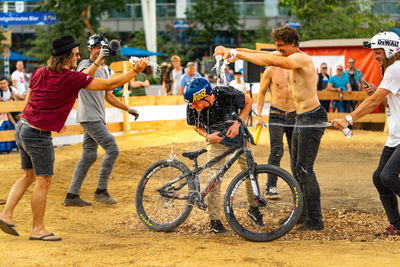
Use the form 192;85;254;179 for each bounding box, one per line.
266;186;280;200
382;224;400;236
64;196;92;207
94;192;117;204
247;207;265;226
296;221;324;231
210;220;229;234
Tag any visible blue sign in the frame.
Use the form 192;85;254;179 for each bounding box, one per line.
285;20;301;29
0;12;57;25
173;20;190;30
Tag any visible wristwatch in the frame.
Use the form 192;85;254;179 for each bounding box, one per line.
345;115;353;125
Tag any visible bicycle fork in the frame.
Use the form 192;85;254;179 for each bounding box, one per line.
244;146;267;207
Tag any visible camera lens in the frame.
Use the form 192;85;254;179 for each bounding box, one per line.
109;39;120;56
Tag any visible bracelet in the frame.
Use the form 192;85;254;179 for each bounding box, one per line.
133;68;139;74
93;62;99;67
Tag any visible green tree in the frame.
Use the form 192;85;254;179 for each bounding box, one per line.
186;0;240;56
26;0;126;63
279;0;396;40
240;16;273;49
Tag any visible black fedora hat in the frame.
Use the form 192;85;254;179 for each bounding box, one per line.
52;36;80;56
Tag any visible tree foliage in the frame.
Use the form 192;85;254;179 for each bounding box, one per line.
26;0;126;63
186;0;240;55
240;16;273;49
279;0;396;40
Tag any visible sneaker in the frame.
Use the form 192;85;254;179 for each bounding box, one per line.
64;196;92;207
94;192;117;204
247;207;265;226
296;221;324;231
266;186;280;200
210;220;229;234
382;224;400;236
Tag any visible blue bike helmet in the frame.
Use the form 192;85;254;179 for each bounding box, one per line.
183;77;213;103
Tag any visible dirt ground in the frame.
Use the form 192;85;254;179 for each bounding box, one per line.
1;128;400;266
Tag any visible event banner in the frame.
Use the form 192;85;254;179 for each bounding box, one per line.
0;12;57;25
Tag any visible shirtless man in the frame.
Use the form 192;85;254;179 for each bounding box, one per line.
256;67;296;200
215;26;326;231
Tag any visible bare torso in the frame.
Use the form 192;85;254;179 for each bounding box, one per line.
265;66;296;111
286;52;320;114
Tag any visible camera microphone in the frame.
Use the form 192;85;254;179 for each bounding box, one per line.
108;39;120;56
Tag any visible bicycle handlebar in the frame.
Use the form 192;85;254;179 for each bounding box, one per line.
231;113;256;145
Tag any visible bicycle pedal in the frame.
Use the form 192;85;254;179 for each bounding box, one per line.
197;202;207;211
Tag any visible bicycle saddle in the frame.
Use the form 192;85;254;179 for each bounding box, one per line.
182;149;207;160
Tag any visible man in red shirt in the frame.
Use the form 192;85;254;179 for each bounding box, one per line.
0;36;148;241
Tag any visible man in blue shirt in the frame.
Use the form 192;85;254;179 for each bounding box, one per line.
326;65;352;112
344;58;364;110
179;62;202;95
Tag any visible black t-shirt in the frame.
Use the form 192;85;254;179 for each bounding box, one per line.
186;86;245;134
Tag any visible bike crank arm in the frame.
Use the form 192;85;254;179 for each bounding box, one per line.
158;191;189;200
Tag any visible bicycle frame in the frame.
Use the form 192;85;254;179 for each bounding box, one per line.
158;134;265;207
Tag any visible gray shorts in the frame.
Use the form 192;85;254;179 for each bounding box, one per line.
15;121;54;176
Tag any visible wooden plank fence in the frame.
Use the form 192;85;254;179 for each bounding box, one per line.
0;91;386;142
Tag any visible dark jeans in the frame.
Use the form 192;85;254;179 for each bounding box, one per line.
267;113;295;187
372;145;400;229
291;106;326;224
320;100;330;113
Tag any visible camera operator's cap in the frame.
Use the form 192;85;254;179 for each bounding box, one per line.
87;33;108;48
368;31;400;59
52;36;80;56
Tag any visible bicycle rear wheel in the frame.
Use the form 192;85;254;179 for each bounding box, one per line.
224;164;303;242
135;159;194;232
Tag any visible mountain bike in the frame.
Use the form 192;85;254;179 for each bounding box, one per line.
135;115;303;242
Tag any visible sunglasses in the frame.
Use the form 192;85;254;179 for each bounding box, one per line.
337;68;343;71
348;61;355;64
322;67;327;69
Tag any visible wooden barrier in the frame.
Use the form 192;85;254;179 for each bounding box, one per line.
0;91;386;142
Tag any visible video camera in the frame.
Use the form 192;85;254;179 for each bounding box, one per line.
99;32;120;56
88;32;120;56
363;41;371;49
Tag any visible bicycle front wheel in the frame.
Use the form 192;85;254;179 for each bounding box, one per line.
224;164;303;242
135;159;194;232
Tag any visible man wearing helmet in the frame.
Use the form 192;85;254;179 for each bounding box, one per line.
64;33;140;207
332;31;400;236
215;26;327;231
184;77;259;234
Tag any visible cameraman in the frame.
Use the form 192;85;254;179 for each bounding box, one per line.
64;33;140;206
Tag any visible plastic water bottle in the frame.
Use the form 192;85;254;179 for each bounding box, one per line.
342;127;353;139
254;125;262;145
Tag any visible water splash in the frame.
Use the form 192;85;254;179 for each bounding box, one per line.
129;56;162;80
212;55;229;86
